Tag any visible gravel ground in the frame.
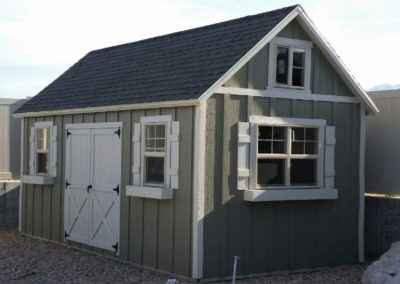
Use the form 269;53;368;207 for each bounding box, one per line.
0;230;365;283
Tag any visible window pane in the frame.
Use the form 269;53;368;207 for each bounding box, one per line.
273;127;285;140
258;141;272;154
259;126;272;140
257;159;285;186
37;153;48;174
272;141;285;154
305;128;317;140
292;68;304;87
292;141;304;154
292;128;304;141
276;47;289;84
145;157;164;184
36;128;49;151
145;125;166;152
290;159;317;185
293;52;305;68
305;142;317;154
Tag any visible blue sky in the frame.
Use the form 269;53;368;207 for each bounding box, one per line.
1;0;399;99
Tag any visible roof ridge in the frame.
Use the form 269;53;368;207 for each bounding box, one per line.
91;4;298;54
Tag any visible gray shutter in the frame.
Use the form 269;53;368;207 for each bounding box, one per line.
132;123;141;186
49;125;57;177
325;126;336;189
237;122;251;190
29;127;36;175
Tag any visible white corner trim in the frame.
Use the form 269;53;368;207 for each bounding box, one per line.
140;115;172;123
250;115;326;127
14;99;200;118
21;175;55;185
359;104;366;263
198;6;300;102
125;185;174;199
18;119;24;232
192;100;207;279
217;86;360;104
244;188;338;202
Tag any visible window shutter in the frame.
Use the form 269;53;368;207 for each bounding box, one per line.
29;127;36;175
49;125;57;177
237;122;251;190
132;123;141;186
167;121;179;189
324;126;336;189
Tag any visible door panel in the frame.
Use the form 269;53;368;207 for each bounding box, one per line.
64;124;121;253
64;129;91;244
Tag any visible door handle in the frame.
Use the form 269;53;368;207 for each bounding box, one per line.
87;185;93;193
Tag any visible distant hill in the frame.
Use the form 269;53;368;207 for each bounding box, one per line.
369;84;400;91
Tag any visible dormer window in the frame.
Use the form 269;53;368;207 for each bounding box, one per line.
269;37;312;92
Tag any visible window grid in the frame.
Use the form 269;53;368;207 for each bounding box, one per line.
36;127;49;175
256;125;320;188
275;46;306;88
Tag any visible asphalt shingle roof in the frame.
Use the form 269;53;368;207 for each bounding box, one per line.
16;5;297;114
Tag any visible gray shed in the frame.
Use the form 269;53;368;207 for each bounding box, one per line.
15;5;378;280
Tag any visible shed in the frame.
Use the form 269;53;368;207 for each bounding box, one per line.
15;5;378;280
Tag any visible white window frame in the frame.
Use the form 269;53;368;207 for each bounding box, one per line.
140;115;171;188
250;116;325;190
33;121;53;176
268;37;313;92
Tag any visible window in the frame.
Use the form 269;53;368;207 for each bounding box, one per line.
269;37;312;91
144;124;166;185
36;127;49;175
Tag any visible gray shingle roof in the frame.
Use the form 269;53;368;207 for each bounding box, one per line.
16;5;297;114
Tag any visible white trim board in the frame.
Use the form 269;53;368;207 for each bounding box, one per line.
14;100;200;118
244;189;338;202
198;6;378;114
218;87;359;104
65;122;122;130
192;100;207;279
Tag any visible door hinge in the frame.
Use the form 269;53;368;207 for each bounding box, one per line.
87;184;92;193
65;231;69;239
66;130;71;137
113;185;120;195
65;180;70;188
112;242;119;252
114;128;121;138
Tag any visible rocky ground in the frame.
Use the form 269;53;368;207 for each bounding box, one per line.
0;230;365;283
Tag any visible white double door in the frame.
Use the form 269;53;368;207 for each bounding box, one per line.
64;123;121;253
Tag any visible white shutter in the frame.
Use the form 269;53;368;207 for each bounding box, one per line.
29;127;36;175
132;123;141;186
325;126;336;189
167;121;179;189
237;122;251;190
49;125;57;177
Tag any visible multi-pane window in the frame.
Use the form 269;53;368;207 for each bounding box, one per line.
36;127;49;175
257;125;319;187
275;46;306;88
144;124;166;185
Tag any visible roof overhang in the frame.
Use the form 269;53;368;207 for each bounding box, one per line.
198;5;379;114
14;99;200;118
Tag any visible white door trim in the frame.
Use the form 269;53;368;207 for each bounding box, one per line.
65;122;122;130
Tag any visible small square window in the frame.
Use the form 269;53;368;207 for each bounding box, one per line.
145;125;166;152
145;157;164;184
36;127;49;175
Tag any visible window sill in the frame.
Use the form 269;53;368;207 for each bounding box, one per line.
126;185;174;200
243;188;338;202
21;175;55;185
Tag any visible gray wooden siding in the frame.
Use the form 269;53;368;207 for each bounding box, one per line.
0;100;24;180
21;107;194;276
203;94;361;278
224;19;354;98
366;95;400;195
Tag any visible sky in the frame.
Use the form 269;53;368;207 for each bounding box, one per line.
1;0;399;99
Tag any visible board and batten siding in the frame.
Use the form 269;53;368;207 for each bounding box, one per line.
224;19;354;98
203;94;361;278
20;107;194;276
